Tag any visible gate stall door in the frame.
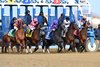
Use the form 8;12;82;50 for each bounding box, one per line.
19;6;25;19
0;6;2;39
43;7;48;23
3;6;10;35
57;7;63;19
12;6;17;18
49;7;55;26
34;6;40;18
28;6;33;19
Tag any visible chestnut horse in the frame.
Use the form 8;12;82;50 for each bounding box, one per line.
78;21;90;52
63;22;79;52
2;34;16;53
14;19;26;53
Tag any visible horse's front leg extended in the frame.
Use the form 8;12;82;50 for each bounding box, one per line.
80;41;86;52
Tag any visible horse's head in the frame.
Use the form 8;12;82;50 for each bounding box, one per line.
83;21;90;28
69;22;79;31
17;18;25;30
35;23;41;30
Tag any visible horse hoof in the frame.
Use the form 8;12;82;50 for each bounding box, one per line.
26;49;29;54
29;49;32;54
43;49;45;53
47;49;50;54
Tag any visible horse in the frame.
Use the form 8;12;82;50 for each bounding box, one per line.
2;34;16;53
43;23;64;53
25;24;41;53
77;21;90;52
63;22;79;52
14;18;26;53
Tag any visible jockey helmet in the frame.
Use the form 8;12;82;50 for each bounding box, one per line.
25;10;30;14
12;17;17;21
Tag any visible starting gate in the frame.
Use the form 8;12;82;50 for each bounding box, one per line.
0;0;91;39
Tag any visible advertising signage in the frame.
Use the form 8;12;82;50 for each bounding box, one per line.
0;0;61;4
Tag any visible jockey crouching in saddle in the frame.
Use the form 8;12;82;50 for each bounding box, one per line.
45;20;58;39
13;18;26;31
8;17;17;37
8;18;26;37
26;18;38;37
62;17;70;37
37;11;48;37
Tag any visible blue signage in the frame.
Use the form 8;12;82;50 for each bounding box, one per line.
23;0;31;4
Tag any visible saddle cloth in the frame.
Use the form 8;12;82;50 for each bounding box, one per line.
8;29;15;37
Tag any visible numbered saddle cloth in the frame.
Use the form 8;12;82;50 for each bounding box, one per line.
26;29;33;37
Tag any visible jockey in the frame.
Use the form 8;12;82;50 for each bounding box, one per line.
80;16;87;28
62;17;70;37
28;18;38;34
37;11;48;27
24;10;32;26
10;17;17;30
45;20;58;39
13;18;26;31
50;20;58;31
58;13;65;25
8;17;17;37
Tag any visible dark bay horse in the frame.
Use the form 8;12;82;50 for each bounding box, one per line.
14;19;26;53
63;22;79;52
43;23;64;53
2;34;16;53
78;21;90;52
25;24;41;53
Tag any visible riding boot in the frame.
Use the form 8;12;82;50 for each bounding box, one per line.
29;30;32;34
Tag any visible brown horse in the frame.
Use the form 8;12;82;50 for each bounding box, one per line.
2;34;16;53
78;21;90;52
25;24;41;53
14;19;26;53
63;22;79;52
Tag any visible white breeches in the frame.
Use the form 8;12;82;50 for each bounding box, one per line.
14;26;18;31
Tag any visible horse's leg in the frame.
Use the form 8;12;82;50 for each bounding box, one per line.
11;43;15;53
16;40;23;53
46;43;50;54
63;42;67;52
80;41;86;52
42;40;45;53
29;44;32;54
70;42;75;52
25;44;29;54
2;45;4;53
16;44;20;53
33;44;39;52
57;42;63;53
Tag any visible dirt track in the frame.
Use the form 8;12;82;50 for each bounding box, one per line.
0;51;100;67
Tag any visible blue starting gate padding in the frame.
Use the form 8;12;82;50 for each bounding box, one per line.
75;0;78;3
3;16;10;35
69;7;75;22
23;0;31;4
77;10;82;20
